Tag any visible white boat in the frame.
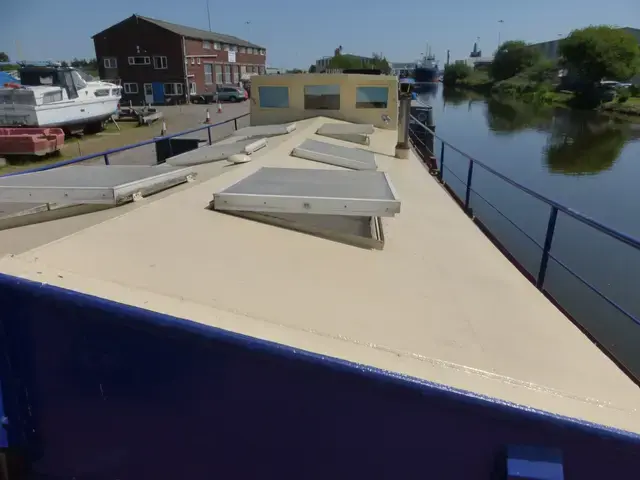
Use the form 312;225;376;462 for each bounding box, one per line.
0;61;121;133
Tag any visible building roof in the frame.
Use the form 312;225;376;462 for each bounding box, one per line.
94;14;264;50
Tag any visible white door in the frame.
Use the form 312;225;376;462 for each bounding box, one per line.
143;83;154;105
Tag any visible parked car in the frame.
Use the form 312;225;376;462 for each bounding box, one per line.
216;85;248;102
190;85;248;104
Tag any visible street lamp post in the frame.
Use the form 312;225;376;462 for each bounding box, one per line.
498;19;504;48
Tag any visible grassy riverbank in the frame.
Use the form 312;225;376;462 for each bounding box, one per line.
446;70;640;120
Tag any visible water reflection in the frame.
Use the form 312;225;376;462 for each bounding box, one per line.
544;112;629;175
483;97;630;175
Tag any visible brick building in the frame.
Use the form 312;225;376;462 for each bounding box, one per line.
93;15;266;104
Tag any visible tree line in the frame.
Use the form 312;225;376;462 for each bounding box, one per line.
443;26;640;104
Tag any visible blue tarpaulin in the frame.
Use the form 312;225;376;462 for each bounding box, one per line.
0;71;20;85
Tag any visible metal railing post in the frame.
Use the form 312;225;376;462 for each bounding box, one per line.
438;142;445;182
464;159;474;214
207;126;212;145
103;154;110;165
234;118;238;131
537;206;559;290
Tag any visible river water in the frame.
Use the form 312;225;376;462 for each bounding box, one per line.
417;87;640;380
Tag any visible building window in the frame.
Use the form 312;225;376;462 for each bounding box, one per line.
304;84;340;110
259;66;266;75
203;40;211;49
214;42;221;50
239;47;246;54
223;64;231;83
153;56;168;69
355;86;388;108
191;58;195;65
223;44;229;51
215;64;222;84
230;45;237;52
128;56;150;65
247;47;253;55
204;64;213;84
164;83;184;96
103;57;117;69
197;57;201;65
123;83;138;94
240;65;247;75
258;86;289;108
260;49;265;56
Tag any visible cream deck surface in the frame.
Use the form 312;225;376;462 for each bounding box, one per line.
1;116;638;433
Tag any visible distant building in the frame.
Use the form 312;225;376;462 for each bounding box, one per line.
530;27;640;83
390;62;418;76
92;14;267;104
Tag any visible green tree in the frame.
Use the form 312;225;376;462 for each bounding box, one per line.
525;59;558;84
308;64;317;73
490;40;541;81
559;26;640;85
0;52;9;62
371;53;391;74
442;62;472;86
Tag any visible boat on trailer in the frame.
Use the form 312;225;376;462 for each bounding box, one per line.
0;72;639;479
0;61;121;135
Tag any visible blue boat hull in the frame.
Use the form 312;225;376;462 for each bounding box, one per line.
0;273;639;479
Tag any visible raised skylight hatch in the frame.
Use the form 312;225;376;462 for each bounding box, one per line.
233;123;297;138
316;123;375;145
0;165;195;205
291;139;377;170
167;138;267;166
213;167;399;217
211;167;400;249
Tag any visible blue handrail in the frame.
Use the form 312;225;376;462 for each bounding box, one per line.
409;115;640;330
3;113;250;177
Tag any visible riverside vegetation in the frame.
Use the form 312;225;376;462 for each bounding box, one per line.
443;26;640;118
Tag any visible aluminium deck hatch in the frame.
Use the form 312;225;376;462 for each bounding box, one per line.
0;165;195;205
233;123;297;138
316;123;375;145
291;139;377;170
213;167;400;217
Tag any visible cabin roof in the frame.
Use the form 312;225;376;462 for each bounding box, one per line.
1;116;639;434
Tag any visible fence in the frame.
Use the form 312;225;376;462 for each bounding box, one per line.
409;115;640;381
2;112;251;177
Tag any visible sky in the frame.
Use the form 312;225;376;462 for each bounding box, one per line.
1;0;639;69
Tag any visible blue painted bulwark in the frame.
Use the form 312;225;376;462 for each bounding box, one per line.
507;445;564;479
0;273;639;479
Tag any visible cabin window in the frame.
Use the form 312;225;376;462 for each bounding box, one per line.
42;91;63;104
128;56;151;66
103;57;117;69
355;86;389;109
124;83;138;94
164;83;184;96
71;70;87;90
304;84;340;110
204;64;214;84
258;86;289;108
94;89;110;97
153;56;168;69
203;40;211;49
